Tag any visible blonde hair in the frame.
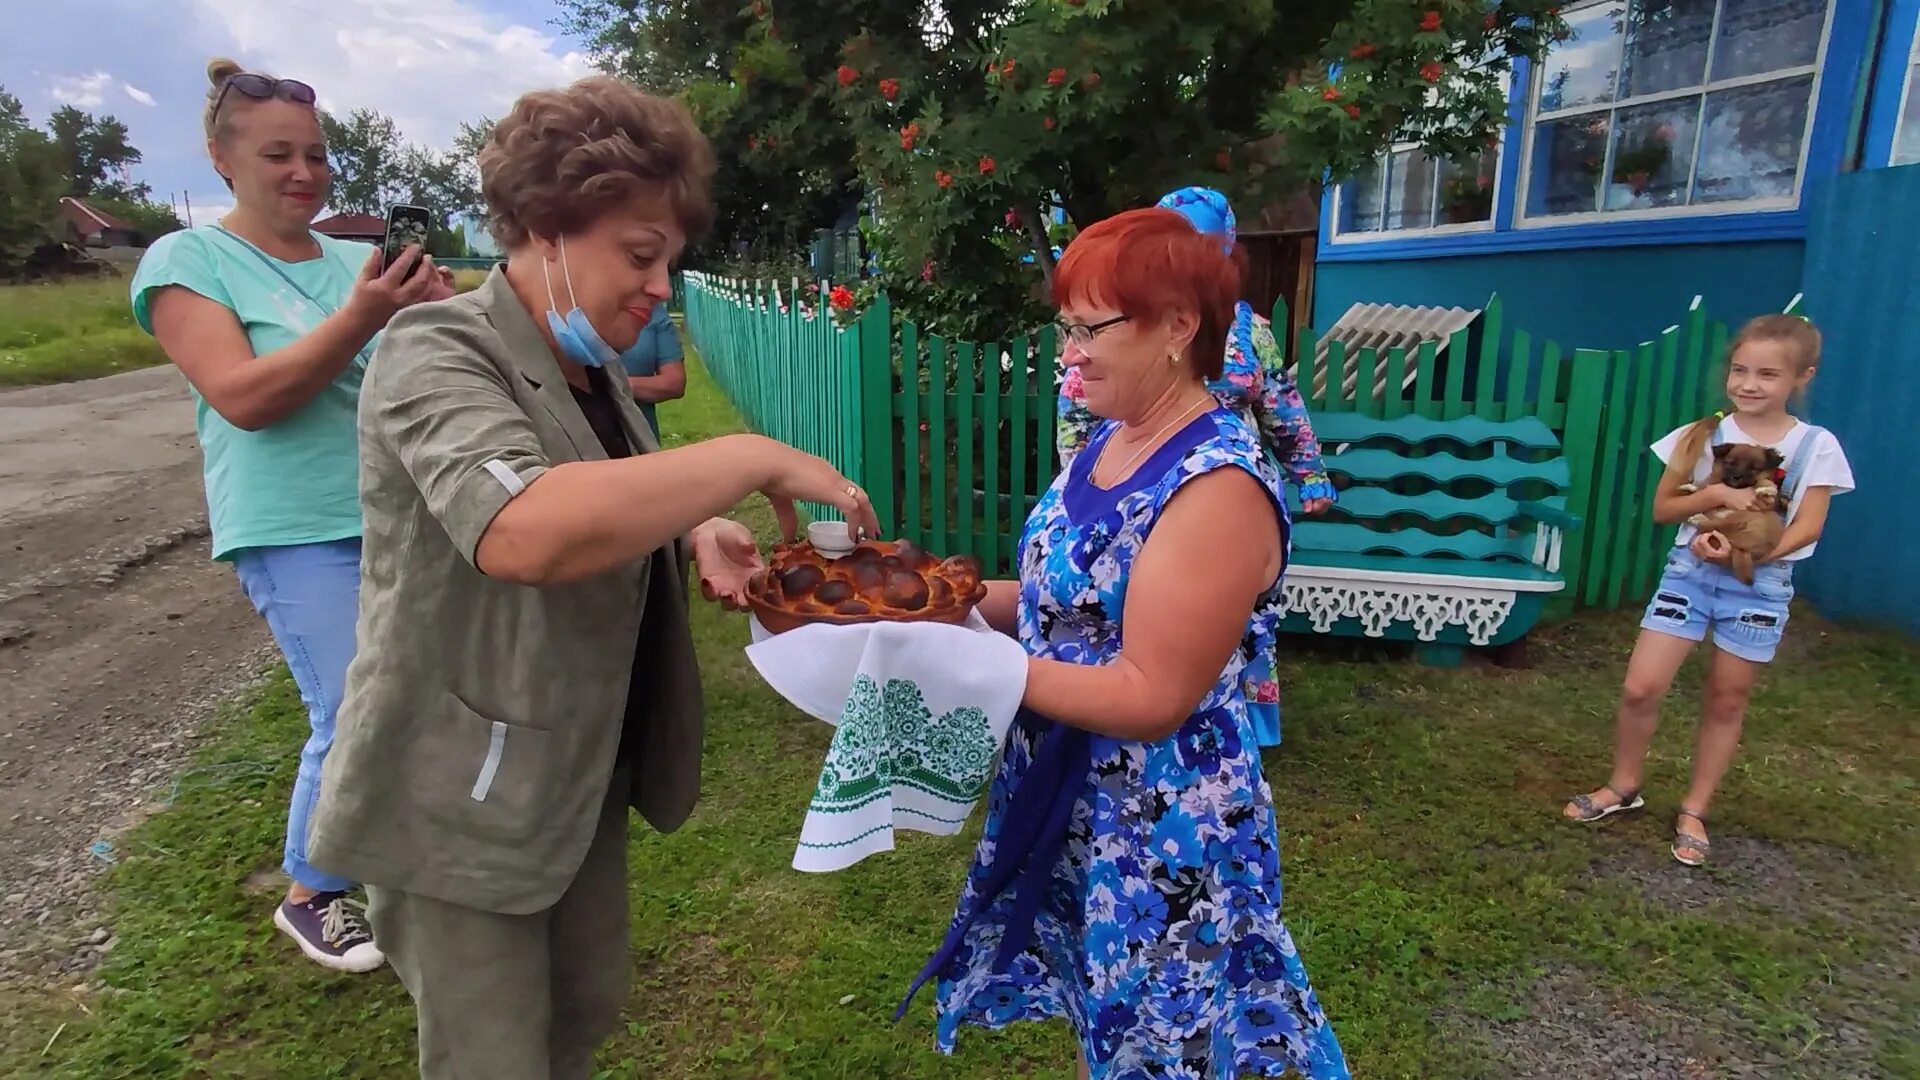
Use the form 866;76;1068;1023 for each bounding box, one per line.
1661;314;1822;483
204;58;257;144
1730;313;1821;374
479;76;715;249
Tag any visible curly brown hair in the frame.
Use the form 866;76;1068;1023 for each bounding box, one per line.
480;76;716;249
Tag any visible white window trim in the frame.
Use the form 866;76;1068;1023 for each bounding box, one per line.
1327;144;1505;243
1514;0;1838;228
1328;70;1511;244
1893;30;1920;166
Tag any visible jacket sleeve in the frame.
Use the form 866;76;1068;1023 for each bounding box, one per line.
1249;317;1337;505
362;304;552;568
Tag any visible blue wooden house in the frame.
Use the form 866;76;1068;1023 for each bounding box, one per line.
1313;0;1920;632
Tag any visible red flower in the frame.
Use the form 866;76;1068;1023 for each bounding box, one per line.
935;170;954;188
1005;209;1020;227
1048;67;1067;87
1548;5;1561;14
1350;42;1377;60
1486;134;1501;149
880;78;900;101
921;260;937;282
1083;72;1101;89
829;285;855;311
1421;10;1443;31
1322;85;1341;102
1215;149;1231;170
748;135;760;150
1483;12;1497;30
836;65;858;87
766;135;778;148
1001;59;1016;76
979;156;996;176
1043;115;1057;131
1345;104;1362;118
899;122;921;150
1421;62;1445;83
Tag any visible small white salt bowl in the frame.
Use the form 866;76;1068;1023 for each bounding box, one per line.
807;519;857;557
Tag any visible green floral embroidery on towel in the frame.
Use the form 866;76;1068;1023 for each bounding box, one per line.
811;675;998;813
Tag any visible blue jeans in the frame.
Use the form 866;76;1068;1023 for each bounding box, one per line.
1641;548;1794;664
233;539;361;893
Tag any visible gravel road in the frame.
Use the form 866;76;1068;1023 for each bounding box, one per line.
0;366;271;983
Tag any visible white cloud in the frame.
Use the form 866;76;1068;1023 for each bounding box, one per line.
124;84;158;107
193;0;595;149
49;71;114;108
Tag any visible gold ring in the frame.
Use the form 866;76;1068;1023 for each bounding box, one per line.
845;484;860;499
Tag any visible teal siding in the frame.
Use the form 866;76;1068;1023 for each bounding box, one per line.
1313;241;1805;351
1796;166;1920;634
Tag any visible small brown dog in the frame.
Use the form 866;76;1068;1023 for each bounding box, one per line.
1678;442;1786;585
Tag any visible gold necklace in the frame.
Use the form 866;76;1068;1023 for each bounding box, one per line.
1096;395;1210;485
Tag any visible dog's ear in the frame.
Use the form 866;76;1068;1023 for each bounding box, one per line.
1712;444;1734;460
1765;448;1785;469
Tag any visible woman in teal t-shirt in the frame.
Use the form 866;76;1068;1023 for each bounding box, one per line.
130;58;449;974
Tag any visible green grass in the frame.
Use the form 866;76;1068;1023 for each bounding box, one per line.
2;352;1916;1078
0;277;165;387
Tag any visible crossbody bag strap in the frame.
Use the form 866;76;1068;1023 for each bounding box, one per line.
208;226;339;318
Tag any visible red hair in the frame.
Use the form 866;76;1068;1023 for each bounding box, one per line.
1052;207;1240;381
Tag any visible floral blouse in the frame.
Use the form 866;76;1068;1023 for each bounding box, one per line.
1056;302;1336;506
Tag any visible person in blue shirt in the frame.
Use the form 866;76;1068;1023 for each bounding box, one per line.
618;303;685;436
130;57;450;974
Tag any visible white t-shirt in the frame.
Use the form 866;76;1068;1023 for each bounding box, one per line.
1650;416;1854;561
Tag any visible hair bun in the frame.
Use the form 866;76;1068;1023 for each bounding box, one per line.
207;58;244;89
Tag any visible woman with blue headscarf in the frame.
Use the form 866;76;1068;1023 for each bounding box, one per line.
1057;187;1333;749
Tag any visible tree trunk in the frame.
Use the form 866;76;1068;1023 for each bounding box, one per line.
1016;203;1056;292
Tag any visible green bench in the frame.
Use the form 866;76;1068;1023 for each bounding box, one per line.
1280;412;1582;665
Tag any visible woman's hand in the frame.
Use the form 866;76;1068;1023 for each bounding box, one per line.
1300;497;1333;516
1690;529;1733;565
692;517;763;610
1702;483;1767;512
758;443;883;543
424;264;457;302
346;247;439;327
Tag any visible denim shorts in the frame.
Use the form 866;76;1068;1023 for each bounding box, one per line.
1641;548;1794;663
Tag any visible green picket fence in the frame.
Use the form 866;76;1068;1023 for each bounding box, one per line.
683;269;1785;609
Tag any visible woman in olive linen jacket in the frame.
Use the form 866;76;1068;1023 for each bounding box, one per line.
306;77;879;1080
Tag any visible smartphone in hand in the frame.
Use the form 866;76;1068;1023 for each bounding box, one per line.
381;204;432;275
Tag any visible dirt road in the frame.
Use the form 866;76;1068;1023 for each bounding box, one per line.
0;367;270;981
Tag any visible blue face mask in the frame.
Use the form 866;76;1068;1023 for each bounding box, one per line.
541;236;618;368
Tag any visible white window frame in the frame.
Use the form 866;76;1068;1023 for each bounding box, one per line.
1514;0;1838;227
1893;30;1920;166
1328;70;1511;244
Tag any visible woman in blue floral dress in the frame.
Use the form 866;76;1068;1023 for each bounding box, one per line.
1057;187;1333;749
899;210;1348;1079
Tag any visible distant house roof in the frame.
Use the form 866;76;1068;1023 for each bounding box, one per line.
312;212;388;239
60;197;138;237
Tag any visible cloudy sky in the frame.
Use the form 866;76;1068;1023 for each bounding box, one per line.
2;0;598;222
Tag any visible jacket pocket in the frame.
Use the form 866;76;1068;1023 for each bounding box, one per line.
421;693;553;845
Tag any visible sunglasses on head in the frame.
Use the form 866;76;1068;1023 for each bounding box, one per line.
214;73;318;119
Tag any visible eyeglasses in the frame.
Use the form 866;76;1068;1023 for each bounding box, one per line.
1055;314;1130;346
213;73;318;123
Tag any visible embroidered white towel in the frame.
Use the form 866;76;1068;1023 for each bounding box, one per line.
746;614;1028;873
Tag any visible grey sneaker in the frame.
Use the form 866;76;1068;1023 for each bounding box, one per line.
273;891;385;973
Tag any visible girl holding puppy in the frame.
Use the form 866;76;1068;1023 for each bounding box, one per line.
1562;315;1853;866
